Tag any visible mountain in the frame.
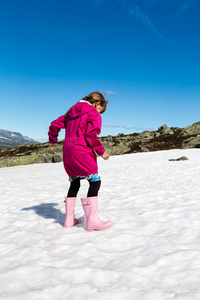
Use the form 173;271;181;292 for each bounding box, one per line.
0;129;38;150
0;121;200;168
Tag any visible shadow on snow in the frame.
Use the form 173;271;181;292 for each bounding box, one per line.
22;203;84;228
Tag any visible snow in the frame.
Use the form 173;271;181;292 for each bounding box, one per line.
0;136;12;141
0;149;200;300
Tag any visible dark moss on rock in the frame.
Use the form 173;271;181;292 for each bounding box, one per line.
0;121;200;168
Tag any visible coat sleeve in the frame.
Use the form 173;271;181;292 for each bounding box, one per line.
48;115;65;144
85;112;105;156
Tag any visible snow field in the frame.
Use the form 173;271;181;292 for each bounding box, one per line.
0;149;200;299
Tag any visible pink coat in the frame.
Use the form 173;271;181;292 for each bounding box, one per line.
48;101;105;177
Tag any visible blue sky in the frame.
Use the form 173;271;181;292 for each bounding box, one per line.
0;0;199;141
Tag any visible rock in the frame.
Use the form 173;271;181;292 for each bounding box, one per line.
138;131;155;140
180;122;200;136
138;145;150;152
36;155;48;163
176;156;189;161
107;141;114;147
169;156;189;161
1;121;200;168
158;125;174;135
108;144;130;155
107;135;113;141
182;135;200;148
106;136;114;147
154;132;161;138
52;154;62;163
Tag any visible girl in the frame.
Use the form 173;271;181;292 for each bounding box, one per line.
48;92;113;231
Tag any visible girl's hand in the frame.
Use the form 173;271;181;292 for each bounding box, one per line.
102;152;110;160
50;143;57;147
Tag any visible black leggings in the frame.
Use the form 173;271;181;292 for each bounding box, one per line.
67;177;101;198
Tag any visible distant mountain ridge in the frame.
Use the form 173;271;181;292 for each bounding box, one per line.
0;129;38;149
0;121;200;168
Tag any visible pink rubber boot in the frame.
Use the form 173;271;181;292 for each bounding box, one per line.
81;197;113;231
64;197;78;228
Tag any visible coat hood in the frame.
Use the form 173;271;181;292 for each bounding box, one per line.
68;101;95;119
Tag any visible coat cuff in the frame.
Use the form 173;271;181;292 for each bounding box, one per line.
96;148;106;156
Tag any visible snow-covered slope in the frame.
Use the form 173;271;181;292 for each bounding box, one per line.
0;149;200;299
0;129;37;148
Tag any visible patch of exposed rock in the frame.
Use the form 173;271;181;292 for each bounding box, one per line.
182;135;200;149
100;122;200;155
0;121;199;168
169;156;189;161
179;121;200;136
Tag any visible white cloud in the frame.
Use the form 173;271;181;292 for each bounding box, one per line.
92;0;172;45
103;124;155;132
104;91;118;95
128;5;171;44
176;0;195;17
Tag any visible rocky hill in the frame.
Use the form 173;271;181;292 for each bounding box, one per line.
0;122;200;168
0;129;38;150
